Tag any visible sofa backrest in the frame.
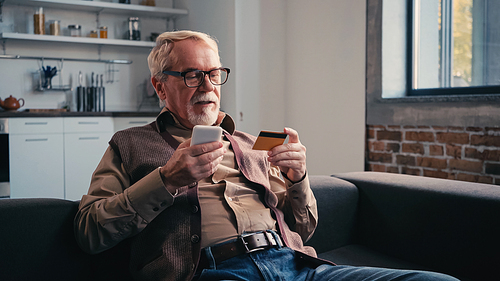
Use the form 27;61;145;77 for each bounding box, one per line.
336;172;500;281
0;198;132;281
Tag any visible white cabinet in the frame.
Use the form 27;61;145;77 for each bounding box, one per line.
63;117;113;201
8;117;113;200
113;116;155;132
9;118;65;198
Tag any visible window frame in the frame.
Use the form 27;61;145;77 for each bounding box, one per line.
406;0;500;97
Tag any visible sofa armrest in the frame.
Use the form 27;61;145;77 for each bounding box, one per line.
306;175;359;254
335;172;500;281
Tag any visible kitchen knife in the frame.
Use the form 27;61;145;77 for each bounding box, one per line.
101;74;105;112
77;71;82;111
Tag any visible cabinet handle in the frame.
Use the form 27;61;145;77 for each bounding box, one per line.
129;121;148;124
25;138;48;142
78;121;99;125
79;137;99;140
25;122;48;125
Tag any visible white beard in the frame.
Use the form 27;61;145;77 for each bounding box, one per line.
187;93;219;126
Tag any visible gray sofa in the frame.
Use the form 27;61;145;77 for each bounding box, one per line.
0;172;498;281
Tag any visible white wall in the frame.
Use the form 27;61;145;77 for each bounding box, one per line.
179;0;366;175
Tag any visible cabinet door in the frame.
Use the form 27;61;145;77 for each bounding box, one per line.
9;133;64;199
64;132;113;201
113;117;155;132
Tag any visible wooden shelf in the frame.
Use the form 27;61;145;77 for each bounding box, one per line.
0;32;156;48
4;0;188;18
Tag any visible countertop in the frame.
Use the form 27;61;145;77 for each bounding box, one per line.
0;110;160;118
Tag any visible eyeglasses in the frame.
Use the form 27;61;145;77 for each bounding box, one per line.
162;67;230;88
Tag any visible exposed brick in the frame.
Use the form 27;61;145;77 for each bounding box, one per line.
405;131;435;142
370;164;386;172
449;159;483;173
485;127;500;132
371;141;385;151
370;125;386;129
432;126;447;131
449;126;464;131
402;167;421;176
417;126;431;129
466;127;483;132
368;152;393;163
377;130;402;141
424;169;451;179
478;176;494;184
485;163;500;175
403;125;417;129
429;145;444;156
436;132;469;145
465;148;500;161
396;155;416;166
387;125;401;129
367;128;375;139
446;144;462;158
417;157;448;169
471;135;500;147
387;166;399;173
386;143;400;152
456;173;480;183
402;143;425;154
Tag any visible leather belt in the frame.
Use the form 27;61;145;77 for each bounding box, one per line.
198;231;282;270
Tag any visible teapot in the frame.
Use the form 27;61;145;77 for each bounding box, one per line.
0;95;25;111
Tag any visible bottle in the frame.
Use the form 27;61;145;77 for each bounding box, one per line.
128;17;141;41
90;30;98;38
34;7;45;35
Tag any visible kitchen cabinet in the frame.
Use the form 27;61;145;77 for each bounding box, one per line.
63;117;113;201
9;118;65;198
8;117;113;200
113;116;155;132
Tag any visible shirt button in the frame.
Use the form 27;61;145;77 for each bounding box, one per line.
153;207;159;212
191;205;199;213
228;197;233;201
191;234;200;244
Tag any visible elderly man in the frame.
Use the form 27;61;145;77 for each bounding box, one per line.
74;30;459;281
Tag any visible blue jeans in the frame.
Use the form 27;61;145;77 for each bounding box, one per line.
194;247;460;281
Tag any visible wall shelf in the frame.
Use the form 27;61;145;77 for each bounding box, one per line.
0;32;155;48
3;0;188;19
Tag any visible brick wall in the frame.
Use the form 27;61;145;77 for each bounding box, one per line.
366;125;500;185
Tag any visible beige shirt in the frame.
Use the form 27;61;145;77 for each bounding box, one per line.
76;111;317;252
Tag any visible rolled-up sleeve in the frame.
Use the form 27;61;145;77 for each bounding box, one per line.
269;167;318;243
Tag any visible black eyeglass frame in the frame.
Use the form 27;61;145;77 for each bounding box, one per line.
162;67;231;88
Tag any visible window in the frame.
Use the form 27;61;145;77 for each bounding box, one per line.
409;0;500;96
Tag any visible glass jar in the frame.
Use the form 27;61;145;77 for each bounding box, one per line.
49;20;60;36
68;25;82;37
89;30;98;38
99;26;108;39
34;7;45;35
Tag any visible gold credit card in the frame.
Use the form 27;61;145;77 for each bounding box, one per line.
252;131;288;150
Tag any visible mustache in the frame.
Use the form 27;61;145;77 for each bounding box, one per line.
190;93;218;105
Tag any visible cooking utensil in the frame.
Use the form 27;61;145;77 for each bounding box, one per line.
77;71;84;112
100;74;105;112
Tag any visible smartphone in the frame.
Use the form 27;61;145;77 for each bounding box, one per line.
191;125;223;146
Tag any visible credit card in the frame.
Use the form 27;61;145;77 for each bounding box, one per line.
252;131;288;150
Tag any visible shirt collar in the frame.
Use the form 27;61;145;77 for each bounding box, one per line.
155;108;236;134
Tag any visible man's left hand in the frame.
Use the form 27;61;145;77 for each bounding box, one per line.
267;127;307;183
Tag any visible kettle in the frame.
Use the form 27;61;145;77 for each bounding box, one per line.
0;95;25;111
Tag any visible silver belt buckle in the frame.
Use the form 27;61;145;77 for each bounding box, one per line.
240;233;261;253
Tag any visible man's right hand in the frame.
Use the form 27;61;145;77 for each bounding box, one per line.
159;139;225;194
